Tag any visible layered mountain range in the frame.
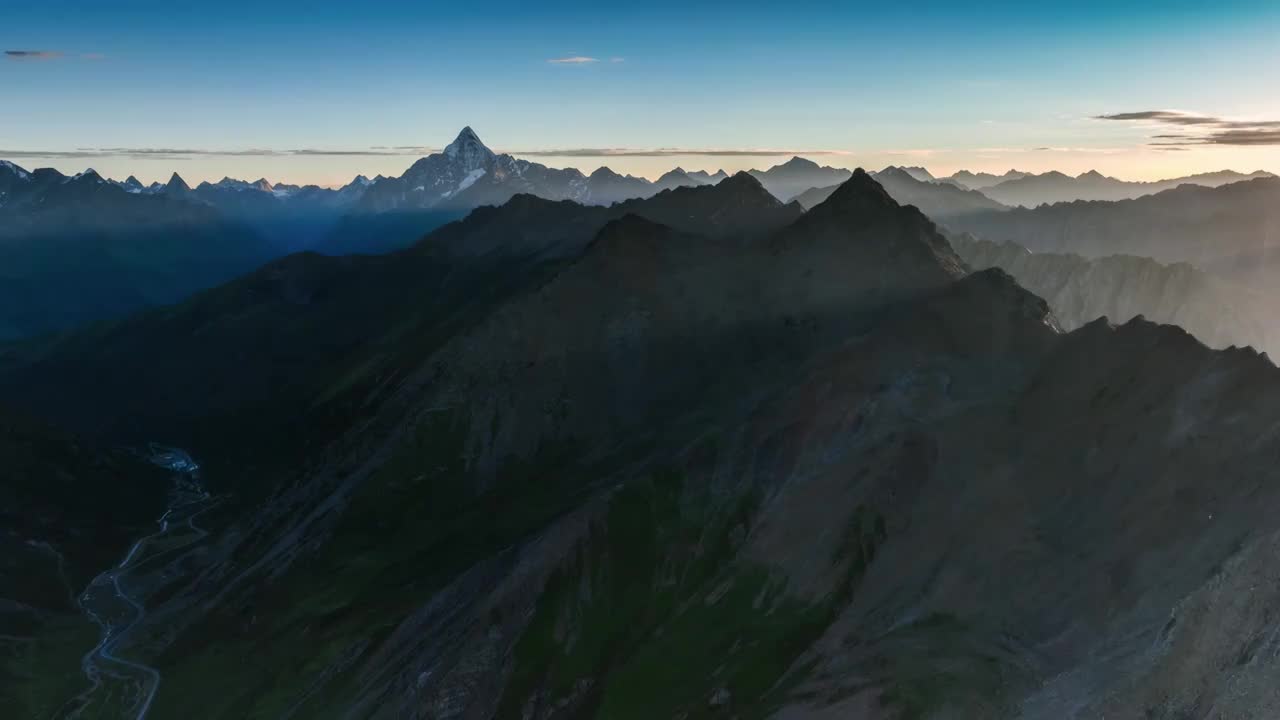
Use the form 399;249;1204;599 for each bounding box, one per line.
0;163;275;340
950;232;1280;356
5;128;1275;341
7;165;1280;719
973;168;1274;207
948;177;1280;290
794;166;1009;220
939;169;1031;190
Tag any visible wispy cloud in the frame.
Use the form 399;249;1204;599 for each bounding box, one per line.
547;55;599;64
1096;110;1280;146
512;147;852;158
0;146;442;161
3;145;859;165
5;50;64;60
5;50;107;62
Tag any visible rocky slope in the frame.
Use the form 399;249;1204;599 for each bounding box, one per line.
951;232;1280;356
7;171;1280;719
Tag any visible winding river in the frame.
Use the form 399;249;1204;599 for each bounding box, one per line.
57;446;216;720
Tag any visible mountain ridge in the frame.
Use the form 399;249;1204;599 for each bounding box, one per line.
10;168;1280;717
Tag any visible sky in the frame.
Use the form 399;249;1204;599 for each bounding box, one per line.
3;0;1279;186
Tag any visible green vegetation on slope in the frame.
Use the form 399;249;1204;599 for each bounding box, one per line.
497;474;892;719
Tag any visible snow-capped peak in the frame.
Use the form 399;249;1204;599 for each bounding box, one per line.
0;159;31;180
443;126;496;167
67;168;105;184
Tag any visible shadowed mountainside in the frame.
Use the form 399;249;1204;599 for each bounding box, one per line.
0;414;170;717
0;164;275;341
6;171;1280;719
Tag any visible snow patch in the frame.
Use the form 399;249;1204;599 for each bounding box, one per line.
0;160;30;180
456;167;486;193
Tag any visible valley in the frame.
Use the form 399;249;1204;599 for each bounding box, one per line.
57;448;213;720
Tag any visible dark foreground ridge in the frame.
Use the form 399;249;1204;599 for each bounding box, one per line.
4;171;1280;719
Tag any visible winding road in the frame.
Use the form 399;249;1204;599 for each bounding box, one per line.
58;446;216;720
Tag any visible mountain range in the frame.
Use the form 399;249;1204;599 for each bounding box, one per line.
0;162;274;340
4;128;1279;344
939;169;1032;190
7;166;1280;718
950;232;1280;356
971;168;1274;207
948;176;1280;290
794;166;1009;219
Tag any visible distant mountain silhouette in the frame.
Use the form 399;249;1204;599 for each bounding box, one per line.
793;166;1007;220
320;128;714;254
940;168;1031;190
949;177;1280;290
978;168;1273;207
748;156;853;201
0;160;275;339
950;231;1279;355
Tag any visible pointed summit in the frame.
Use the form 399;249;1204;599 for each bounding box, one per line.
900;166;935;182
612;170;802;238
652;167;700;192
718;170;770;193
779;156;820;171
166;172;191;193
877;166;919;182
809;168;901;217
0;159;31;180
340;174;373;193
124;175;143;189
444;126;495;163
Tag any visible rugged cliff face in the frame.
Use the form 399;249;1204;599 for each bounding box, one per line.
9;172;1280;719
950;232;1280;357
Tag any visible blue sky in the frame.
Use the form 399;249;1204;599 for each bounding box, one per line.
3;0;1279;185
